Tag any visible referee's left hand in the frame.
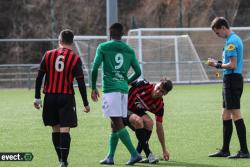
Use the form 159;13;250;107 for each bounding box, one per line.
207;58;216;67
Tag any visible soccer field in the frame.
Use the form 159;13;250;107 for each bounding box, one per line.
0;84;250;167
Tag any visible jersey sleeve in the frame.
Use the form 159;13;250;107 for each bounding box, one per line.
91;45;103;90
39;53;47;72
73;58;89;106
73;58;84;79
225;40;237;57
155;108;164;123
128;50;141;84
35;53;47;99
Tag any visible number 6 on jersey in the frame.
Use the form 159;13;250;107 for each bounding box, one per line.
55;55;64;72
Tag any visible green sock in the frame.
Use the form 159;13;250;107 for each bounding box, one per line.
107;133;119;158
116;128;138;157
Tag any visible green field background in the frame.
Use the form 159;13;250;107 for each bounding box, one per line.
0;84;250;167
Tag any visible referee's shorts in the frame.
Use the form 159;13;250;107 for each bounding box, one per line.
223;73;243;109
43;94;77;128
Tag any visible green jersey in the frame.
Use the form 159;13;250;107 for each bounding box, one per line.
91;40;141;93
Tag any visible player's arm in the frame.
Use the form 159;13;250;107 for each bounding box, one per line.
74;58;90;113
128;50;141;84
222;56;237;69
207;57;236;69
222;42;238;69
156;120;169;161
34;57;46;109
155;109;169;160
91;45;103;101
130;78;149;87
207;43;237;69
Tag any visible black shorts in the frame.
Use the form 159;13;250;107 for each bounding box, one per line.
122;109;147;131
222;74;243;109
43;94;77;128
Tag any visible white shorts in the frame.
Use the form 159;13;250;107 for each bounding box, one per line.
102;92;128;118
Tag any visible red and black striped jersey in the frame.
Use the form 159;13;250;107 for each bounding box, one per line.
39;47;84;94
128;79;165;122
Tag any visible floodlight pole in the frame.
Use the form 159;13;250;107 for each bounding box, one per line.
106;0;118;38
138;30;144;78
174;37;180;82
50;0;56;47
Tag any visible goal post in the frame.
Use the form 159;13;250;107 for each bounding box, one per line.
127;27;250;83
73;27;250;85
73;36;107;86
126;32;208;83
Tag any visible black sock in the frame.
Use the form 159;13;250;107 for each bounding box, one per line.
234;119;249;153
135;128;151;157
144;129;152;142
144;129;152;157
136;142;142;154
52;132;61;161
222;119;233;152
60;133;71;164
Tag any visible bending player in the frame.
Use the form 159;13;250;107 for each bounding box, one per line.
124;77;173;163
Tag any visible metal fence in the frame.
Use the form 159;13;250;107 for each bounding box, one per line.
1;60;250;89
1;27;250;88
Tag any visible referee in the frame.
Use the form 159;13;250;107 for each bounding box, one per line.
207;17;249;158
33;29;90;167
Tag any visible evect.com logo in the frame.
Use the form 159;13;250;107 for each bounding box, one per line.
0;152;33;161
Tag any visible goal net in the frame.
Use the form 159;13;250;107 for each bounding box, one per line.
74;27;250;85
127;31;208;83
73;36;107;86
127;27;250;83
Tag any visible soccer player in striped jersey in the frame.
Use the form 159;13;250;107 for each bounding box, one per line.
91;23;142;165
33;29;90;167
125;78;173;163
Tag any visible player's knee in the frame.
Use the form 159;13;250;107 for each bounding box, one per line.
52;125;60;132
146;119;154;129
231;109;242;120
143;119;153;130
221;109;232;120
129;114;143;128
133;117;144;129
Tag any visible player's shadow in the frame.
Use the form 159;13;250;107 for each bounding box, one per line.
132;160;226;167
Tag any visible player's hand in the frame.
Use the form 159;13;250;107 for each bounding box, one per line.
33;98;42;109
83;105;90;113
162;149;170;161
91;89;99;102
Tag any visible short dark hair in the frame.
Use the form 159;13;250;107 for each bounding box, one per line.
160;77;173;93
59;29;74;45
109;23;124;38
211;17;230;30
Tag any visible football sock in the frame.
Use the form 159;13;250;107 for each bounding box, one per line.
234;119;249;153
135;128;151;157
60;133;71;163
136;142;142;154
144;129;152;157
116;128;138;157
107;133;119;158
144;129;152;141
52;132;61;161
222;119;233;152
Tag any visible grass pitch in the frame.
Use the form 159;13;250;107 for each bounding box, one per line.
0;84;250;167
